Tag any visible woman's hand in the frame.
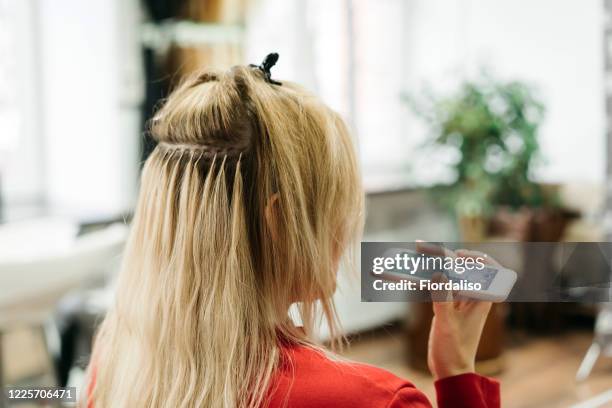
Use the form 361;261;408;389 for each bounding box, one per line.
426;249;499;380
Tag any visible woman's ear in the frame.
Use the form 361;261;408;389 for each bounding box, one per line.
264;193;280;241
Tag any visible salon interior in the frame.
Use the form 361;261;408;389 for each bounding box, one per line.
2;0;612;407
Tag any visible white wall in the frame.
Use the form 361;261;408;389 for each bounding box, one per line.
0;1;44;205
245;0;350;117
353;0;411;189
39;0;141;219
403;0;605;185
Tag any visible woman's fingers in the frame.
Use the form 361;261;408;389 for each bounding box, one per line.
415;244;500;268
415;241;447;258
462;299;492;313
455;249;501;268
430;273;453;315
430;273;452;301
417;244;499;312
454;297;472;310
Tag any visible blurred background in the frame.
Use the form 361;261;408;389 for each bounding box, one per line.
1;0;612;407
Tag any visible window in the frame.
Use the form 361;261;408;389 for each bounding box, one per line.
0;0;43;211
247;0;606;191
1;0;141;219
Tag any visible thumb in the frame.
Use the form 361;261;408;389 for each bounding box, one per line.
430;273;453;315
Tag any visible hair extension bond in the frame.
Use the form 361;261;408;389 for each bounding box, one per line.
87;60;364;407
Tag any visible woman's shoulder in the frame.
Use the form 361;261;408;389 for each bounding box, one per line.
267;344;432;408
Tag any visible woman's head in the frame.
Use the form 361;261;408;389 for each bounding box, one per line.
90;63;363;407
150;65;362;307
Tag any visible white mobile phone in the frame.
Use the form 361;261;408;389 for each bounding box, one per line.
375;248;517;302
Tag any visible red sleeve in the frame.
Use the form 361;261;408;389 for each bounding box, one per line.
434;373;500;408
386;385;433;408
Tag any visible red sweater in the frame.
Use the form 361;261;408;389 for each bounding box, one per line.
266;343;500;408
87;343;500;407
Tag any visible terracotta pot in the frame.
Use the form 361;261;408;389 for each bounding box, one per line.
488;207;577;241
529;208;577;241
458;215;487;242
488;208;532;241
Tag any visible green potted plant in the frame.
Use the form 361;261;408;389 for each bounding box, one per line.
407;75;569;241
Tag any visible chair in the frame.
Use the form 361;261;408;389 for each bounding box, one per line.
576;303;612;381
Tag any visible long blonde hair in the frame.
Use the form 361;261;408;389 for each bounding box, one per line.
88;65;363;407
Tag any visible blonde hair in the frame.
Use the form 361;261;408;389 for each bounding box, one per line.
88;66;363;407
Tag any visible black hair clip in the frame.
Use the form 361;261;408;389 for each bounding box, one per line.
249;53;282;86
